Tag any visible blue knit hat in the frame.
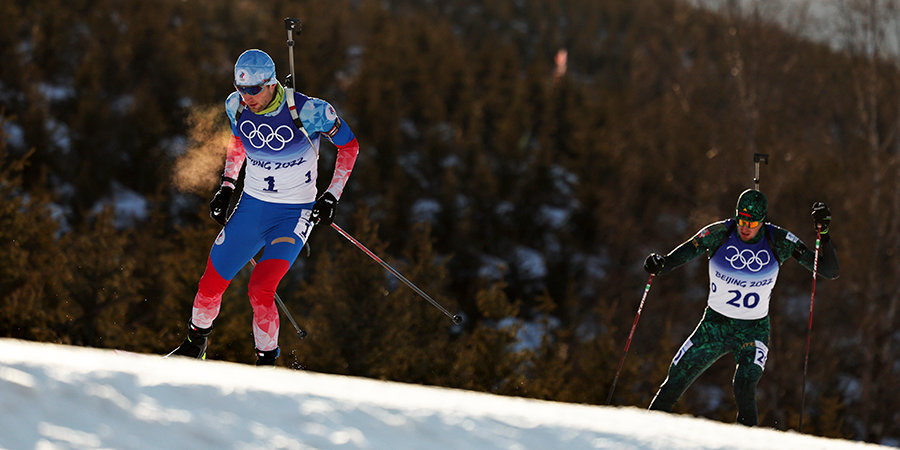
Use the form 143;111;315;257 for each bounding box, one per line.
234;49;277;86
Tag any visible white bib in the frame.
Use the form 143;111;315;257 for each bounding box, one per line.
707;228;780;320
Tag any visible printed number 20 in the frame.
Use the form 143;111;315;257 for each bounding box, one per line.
726;290;760;309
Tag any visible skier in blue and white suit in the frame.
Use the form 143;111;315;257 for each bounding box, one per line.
171;49;359;366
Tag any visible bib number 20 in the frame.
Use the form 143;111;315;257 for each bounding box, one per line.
726;290;760;309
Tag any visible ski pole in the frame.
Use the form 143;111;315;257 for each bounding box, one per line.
753;153;769;190
799;226;822;433
249;257;307;339
607;274;655;405
330;222;462;325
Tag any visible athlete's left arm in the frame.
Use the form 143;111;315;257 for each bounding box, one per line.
768;225;840;279
299;97;359;200
322;118;358;200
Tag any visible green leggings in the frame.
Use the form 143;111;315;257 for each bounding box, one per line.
649;307;770;426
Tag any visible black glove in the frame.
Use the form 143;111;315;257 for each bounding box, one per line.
811;202;831;234
643;253;666;275
310;192;338;226
209;186;234;226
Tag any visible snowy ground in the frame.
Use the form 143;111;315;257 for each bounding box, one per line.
0;339;890;450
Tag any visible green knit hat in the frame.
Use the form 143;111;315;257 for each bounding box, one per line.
735;189;767;222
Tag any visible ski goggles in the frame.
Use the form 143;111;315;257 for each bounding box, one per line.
235;82;268;96
737;219;761;229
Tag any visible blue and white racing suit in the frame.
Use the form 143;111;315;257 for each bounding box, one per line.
191;83;359;352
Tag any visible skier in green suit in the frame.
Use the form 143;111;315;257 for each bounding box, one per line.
642;189;839;425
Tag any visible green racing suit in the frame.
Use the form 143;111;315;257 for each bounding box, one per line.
648;218;838;425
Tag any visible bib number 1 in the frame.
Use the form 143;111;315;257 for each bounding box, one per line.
263;176;278;192
294;210;312;240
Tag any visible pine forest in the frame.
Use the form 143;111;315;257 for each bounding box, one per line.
1;0;899;444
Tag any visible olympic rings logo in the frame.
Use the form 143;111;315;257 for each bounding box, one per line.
240;121;294;151
724;246;771;272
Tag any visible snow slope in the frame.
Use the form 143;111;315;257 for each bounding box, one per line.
0;339;890;449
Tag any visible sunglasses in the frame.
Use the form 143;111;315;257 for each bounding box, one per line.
737;219;761;229
235;83;268;96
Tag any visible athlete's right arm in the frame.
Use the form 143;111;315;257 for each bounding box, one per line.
657;221;731;275
220;136;245;188
222;93;247;187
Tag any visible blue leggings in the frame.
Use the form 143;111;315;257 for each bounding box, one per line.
210;194;314;280
191;194;315;350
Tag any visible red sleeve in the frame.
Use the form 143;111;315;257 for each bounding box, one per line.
222;135;246;188
326;137;359;200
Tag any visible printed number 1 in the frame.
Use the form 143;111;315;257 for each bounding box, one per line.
264;176;277;192
295;216;312;239
299;221;311;239
726;290;761;308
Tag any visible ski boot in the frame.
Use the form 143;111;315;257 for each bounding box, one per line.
169;322;212;359
255;348;280;366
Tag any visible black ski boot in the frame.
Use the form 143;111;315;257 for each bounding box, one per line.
255;348;280;366
169;322;212;359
